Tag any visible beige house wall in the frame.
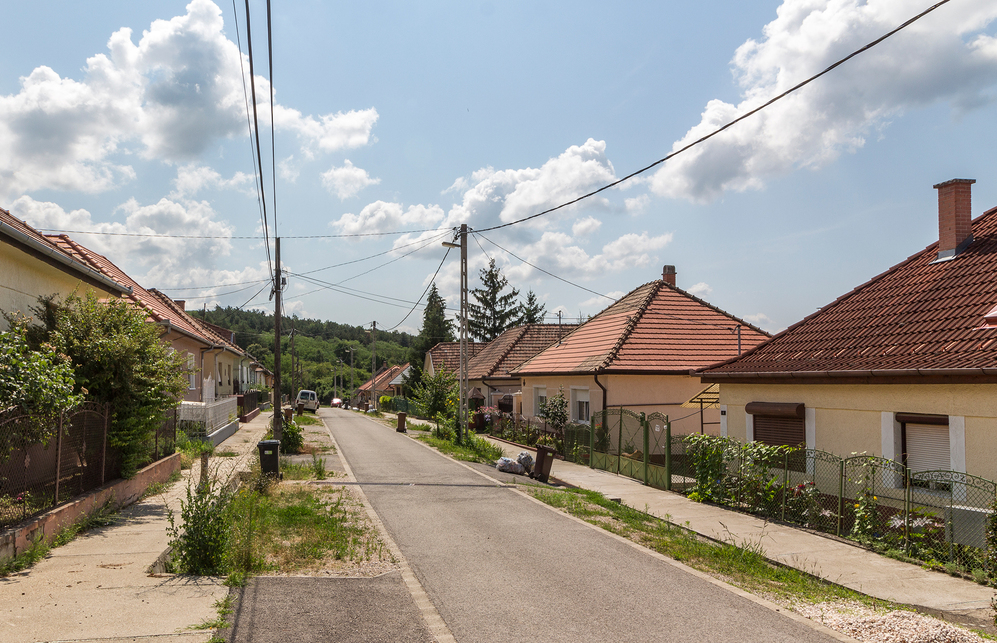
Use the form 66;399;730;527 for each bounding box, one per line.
718;382;997;481
521;373;720;435
0;244;118;330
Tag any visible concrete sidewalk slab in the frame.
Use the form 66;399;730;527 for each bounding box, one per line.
0;412;272;643
482;437;997;631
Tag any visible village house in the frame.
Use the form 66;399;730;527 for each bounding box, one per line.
700;179;997;482
356;363;411;406
424;341;487;377
466;323;578;414
515;266;769;435
0;207;130;329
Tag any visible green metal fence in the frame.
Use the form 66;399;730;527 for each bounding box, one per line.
577;410;997;576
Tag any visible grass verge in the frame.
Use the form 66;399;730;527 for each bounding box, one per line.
415;433;504;464
0;498;119;576
524;485;895;609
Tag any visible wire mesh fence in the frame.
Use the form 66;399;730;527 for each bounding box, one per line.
178;397;238;440
0;403;114;529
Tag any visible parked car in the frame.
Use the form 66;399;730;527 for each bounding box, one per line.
295;389;319;412
330;398;343;408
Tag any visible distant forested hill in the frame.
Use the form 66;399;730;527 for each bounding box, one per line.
191;306;415;402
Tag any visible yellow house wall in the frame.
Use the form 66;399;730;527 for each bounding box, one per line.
719;382;997;480
0;243;118;330
521;373;720;435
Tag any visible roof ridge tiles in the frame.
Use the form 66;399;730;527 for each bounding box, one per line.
599;281;661;370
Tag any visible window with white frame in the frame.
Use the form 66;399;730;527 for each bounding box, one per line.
187;353;196;390
534;386;547;415
571;388;590;422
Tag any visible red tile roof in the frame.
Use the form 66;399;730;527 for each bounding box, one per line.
426;341;487;374
516;281;769;375
468;323;578;380
1;208;130;295
702;205;997;380
358;363;410;392
46;235;237;353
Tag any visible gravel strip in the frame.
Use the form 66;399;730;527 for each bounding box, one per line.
793;600;988;643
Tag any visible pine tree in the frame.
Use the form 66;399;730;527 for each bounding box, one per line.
519;289;546;324
405;283;455;389
467;259;520;342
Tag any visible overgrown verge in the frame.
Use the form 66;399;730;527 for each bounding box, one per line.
525;485;994;642
414;417;503;464
0;499;118;576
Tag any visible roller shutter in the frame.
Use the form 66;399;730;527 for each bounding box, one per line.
753;415;805;448
905;423;950;473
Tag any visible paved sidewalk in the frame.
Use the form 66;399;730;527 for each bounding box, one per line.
483;437;997;631
0;412;271;643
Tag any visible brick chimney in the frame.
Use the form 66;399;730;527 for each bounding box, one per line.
933;178;975;261
176;300;186;311
662;265;676;286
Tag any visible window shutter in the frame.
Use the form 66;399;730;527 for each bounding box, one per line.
753;415;805;448
906;423;950;473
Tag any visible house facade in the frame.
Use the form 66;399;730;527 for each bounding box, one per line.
700;179;997;481
0;208;130;330
356;363;411;406
515;266;769;435
467;323;577;414
46;235;247;403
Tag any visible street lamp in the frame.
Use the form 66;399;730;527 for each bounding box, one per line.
442;224;468;443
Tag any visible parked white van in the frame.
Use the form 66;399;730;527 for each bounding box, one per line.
295;389;319;412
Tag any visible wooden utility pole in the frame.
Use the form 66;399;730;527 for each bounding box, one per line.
458;224;468;443
371;321;377;410
273;238;283;442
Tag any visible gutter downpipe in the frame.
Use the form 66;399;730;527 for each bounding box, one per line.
593;370;608;414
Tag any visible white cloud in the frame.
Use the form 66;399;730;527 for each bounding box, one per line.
625;194;650;214
321;160;381;200
171;164;253;198
447;139;616;230
0;0;377;201
331;201;445;237
572;216;601;237
688;282;713;297
12;194;234;286
504;230;673;283
651;0;997;202
581;292;624;309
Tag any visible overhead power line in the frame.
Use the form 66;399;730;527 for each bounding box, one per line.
474;0;953;234
33;228;449;240
384;246;452;331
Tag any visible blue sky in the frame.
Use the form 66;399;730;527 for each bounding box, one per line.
3;1;996;335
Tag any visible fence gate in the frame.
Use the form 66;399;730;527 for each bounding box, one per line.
909;470;995;571
590;408;643;477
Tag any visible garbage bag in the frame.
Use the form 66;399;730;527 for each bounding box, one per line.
517;451;534;474
496;457;525;474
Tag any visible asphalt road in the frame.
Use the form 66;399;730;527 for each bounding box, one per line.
323;409;842;643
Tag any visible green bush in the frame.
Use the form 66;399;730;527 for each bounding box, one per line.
166;484;231;575
379;395;393;411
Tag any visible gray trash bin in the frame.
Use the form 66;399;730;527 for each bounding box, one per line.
258;439;281;478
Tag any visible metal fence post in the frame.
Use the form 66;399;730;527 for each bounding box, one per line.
782;450;789;522
904;468;911;555
101;404;109;486
641;413;649;486
54;411;64;506
589;416;595;469
665;419;672;492
837;459;844;537
617;409;623;475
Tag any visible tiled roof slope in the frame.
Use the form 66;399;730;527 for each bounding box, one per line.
702;206;997;378
516;281;769;375
1;208;129;293
358;363;410;392
427;341;487;373
46;235;224;349
467;323;579;380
